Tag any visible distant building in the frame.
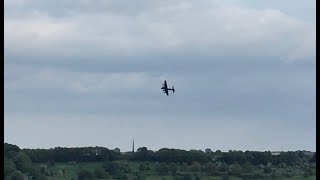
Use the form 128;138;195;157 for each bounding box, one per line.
271;150;315;156
122;151;134;155
271;151;282;155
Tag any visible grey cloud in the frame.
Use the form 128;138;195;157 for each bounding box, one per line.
4;0;218;18
4;0;316;151
223;0;316;21
5;1;316;63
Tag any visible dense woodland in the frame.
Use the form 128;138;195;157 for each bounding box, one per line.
4;143;316;180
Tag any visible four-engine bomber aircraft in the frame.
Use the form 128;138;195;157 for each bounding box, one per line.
161;80;175;96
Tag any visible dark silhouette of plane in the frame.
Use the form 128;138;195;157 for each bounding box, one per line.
161;80;175;96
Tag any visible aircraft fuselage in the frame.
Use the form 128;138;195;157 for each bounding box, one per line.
161;80;175;96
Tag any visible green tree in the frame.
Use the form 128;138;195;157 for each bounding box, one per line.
139;163;147;171
230;162;241;176
145;162;151;171
242;161;253;173
174;174;192;180
40;167;46;174
103;161;120;175
204;162;217;175
310;152;316;163
28;167;41;179
219;162;229;172
93;167;109;179
189;161;201;172
135;147;149;161
13;152;32;173
11;171;25;180
4;158;16;178
77;169;93;180
4;143;21;157
114;148;120;153
182;174;192;180
304;167;313;177
168;162;177;175
114;172;127;180
264;166;272;174
156;163;169;175
180;162;188;171
205;148;213;154
222;174;229;180
121;174;129;180
122;162;131;173
133;172;145;180
37;175;49;180
194;173;201;180
47;160;55;167
270;171;277;179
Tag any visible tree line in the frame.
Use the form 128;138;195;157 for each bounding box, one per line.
4;143;316;180
17;144;316;166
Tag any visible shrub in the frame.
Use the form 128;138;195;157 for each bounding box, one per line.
264;166;272;174
77;169;93;180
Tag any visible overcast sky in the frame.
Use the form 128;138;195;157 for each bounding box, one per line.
4;0;316;152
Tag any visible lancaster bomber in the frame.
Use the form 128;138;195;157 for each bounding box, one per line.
161;80;175;96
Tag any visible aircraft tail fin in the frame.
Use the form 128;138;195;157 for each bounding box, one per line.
172;86;175;93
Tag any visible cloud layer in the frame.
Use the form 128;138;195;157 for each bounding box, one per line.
4;0;316;151
5;0;315;62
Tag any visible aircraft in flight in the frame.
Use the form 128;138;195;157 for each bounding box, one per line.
161;80;175;96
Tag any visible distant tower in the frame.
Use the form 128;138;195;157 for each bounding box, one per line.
132;138;135;154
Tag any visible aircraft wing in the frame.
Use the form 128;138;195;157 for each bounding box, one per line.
162;80;169;96
165;88;169;96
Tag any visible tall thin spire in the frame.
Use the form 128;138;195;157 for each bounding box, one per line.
132;138;135;153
